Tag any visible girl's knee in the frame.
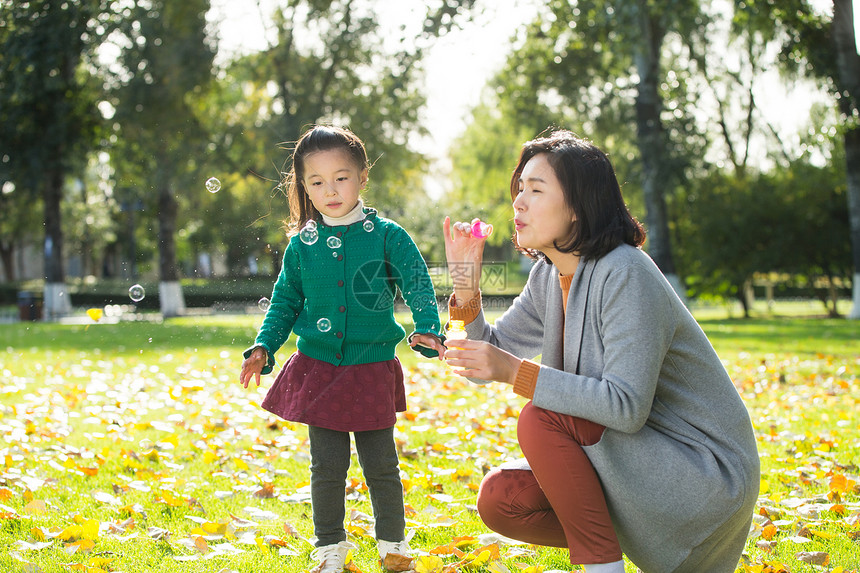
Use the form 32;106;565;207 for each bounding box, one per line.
311;464;349;484
361;462;400;483
311;453;351;479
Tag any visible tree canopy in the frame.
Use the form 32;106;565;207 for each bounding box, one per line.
0;0;855;317
447;0;853;315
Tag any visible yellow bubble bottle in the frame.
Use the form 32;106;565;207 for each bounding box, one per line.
447;320;466;343
446;320;467;374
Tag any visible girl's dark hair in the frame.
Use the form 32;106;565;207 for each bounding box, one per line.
510;129;645;261
283;125;369;235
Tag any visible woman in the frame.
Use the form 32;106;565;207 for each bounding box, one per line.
443;130;759;573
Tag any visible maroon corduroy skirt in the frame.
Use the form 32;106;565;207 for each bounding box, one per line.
261;351;406;432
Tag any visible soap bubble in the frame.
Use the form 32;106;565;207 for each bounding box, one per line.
205;177;221;193
299;222;319;245
471;218;493;238
316;317;332;332
327;236;342;249
258;297;271;312
363;220;374;232
129;284;145;302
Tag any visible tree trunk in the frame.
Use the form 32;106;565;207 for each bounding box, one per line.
633;3;686;304
842;126;860;319
0;241;14;281
736;281;750;318
157;177;185;317
833;0;860;319
827;276;840;317
42;165;70;319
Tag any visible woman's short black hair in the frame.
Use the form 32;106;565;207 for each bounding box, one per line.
510;129;646;262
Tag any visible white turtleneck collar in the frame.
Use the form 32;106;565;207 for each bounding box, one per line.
321;199;366;227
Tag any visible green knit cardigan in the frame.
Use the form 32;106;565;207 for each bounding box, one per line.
245;209;444;374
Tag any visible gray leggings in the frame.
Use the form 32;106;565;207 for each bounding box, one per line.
309;425;405;546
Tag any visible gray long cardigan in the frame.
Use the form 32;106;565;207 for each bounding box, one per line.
465;245;759;573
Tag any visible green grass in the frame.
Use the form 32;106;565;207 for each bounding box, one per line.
0;304;858;572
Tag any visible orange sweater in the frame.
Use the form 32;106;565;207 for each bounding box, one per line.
449;273;573;399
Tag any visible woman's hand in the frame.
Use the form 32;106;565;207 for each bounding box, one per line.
409;333;447;360
444;339;521;385
239;346;267;389
443;216;488;303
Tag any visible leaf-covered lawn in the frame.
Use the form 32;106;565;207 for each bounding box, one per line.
0;312;857;573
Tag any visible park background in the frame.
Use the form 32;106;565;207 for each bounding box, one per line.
1;1;859;572
1;0;859;320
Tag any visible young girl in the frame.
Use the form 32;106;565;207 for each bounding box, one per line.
240;125;446;573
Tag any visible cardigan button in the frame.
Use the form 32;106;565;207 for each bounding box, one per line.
335;353;342;360
336;231;343;237
337;255;343;261
336;332;343;339
339;306;345;312
337;280;344;287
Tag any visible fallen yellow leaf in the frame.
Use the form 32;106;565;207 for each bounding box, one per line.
158;490;185;507
488;561;511;573
24;500;47;515
81;518;100;541
809;528;837;540
193;535;209;553
829;473;855;493
202;521;227;535
65;538;95;554
88;555;115;568
414;555;443;573
58;524;84;541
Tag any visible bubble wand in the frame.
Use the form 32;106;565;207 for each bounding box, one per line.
470;218;493;238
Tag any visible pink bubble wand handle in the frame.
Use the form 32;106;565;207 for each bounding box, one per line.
471;218;493;238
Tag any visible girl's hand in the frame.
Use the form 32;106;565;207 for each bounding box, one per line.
239;347;267;389
443;216;488;302
444;339;521;385
409;333;447;360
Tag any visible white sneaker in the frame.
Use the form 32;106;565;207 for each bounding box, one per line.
310;540;355;573
378;538;412;559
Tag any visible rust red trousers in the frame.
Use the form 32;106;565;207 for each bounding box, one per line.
476;401;622;564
